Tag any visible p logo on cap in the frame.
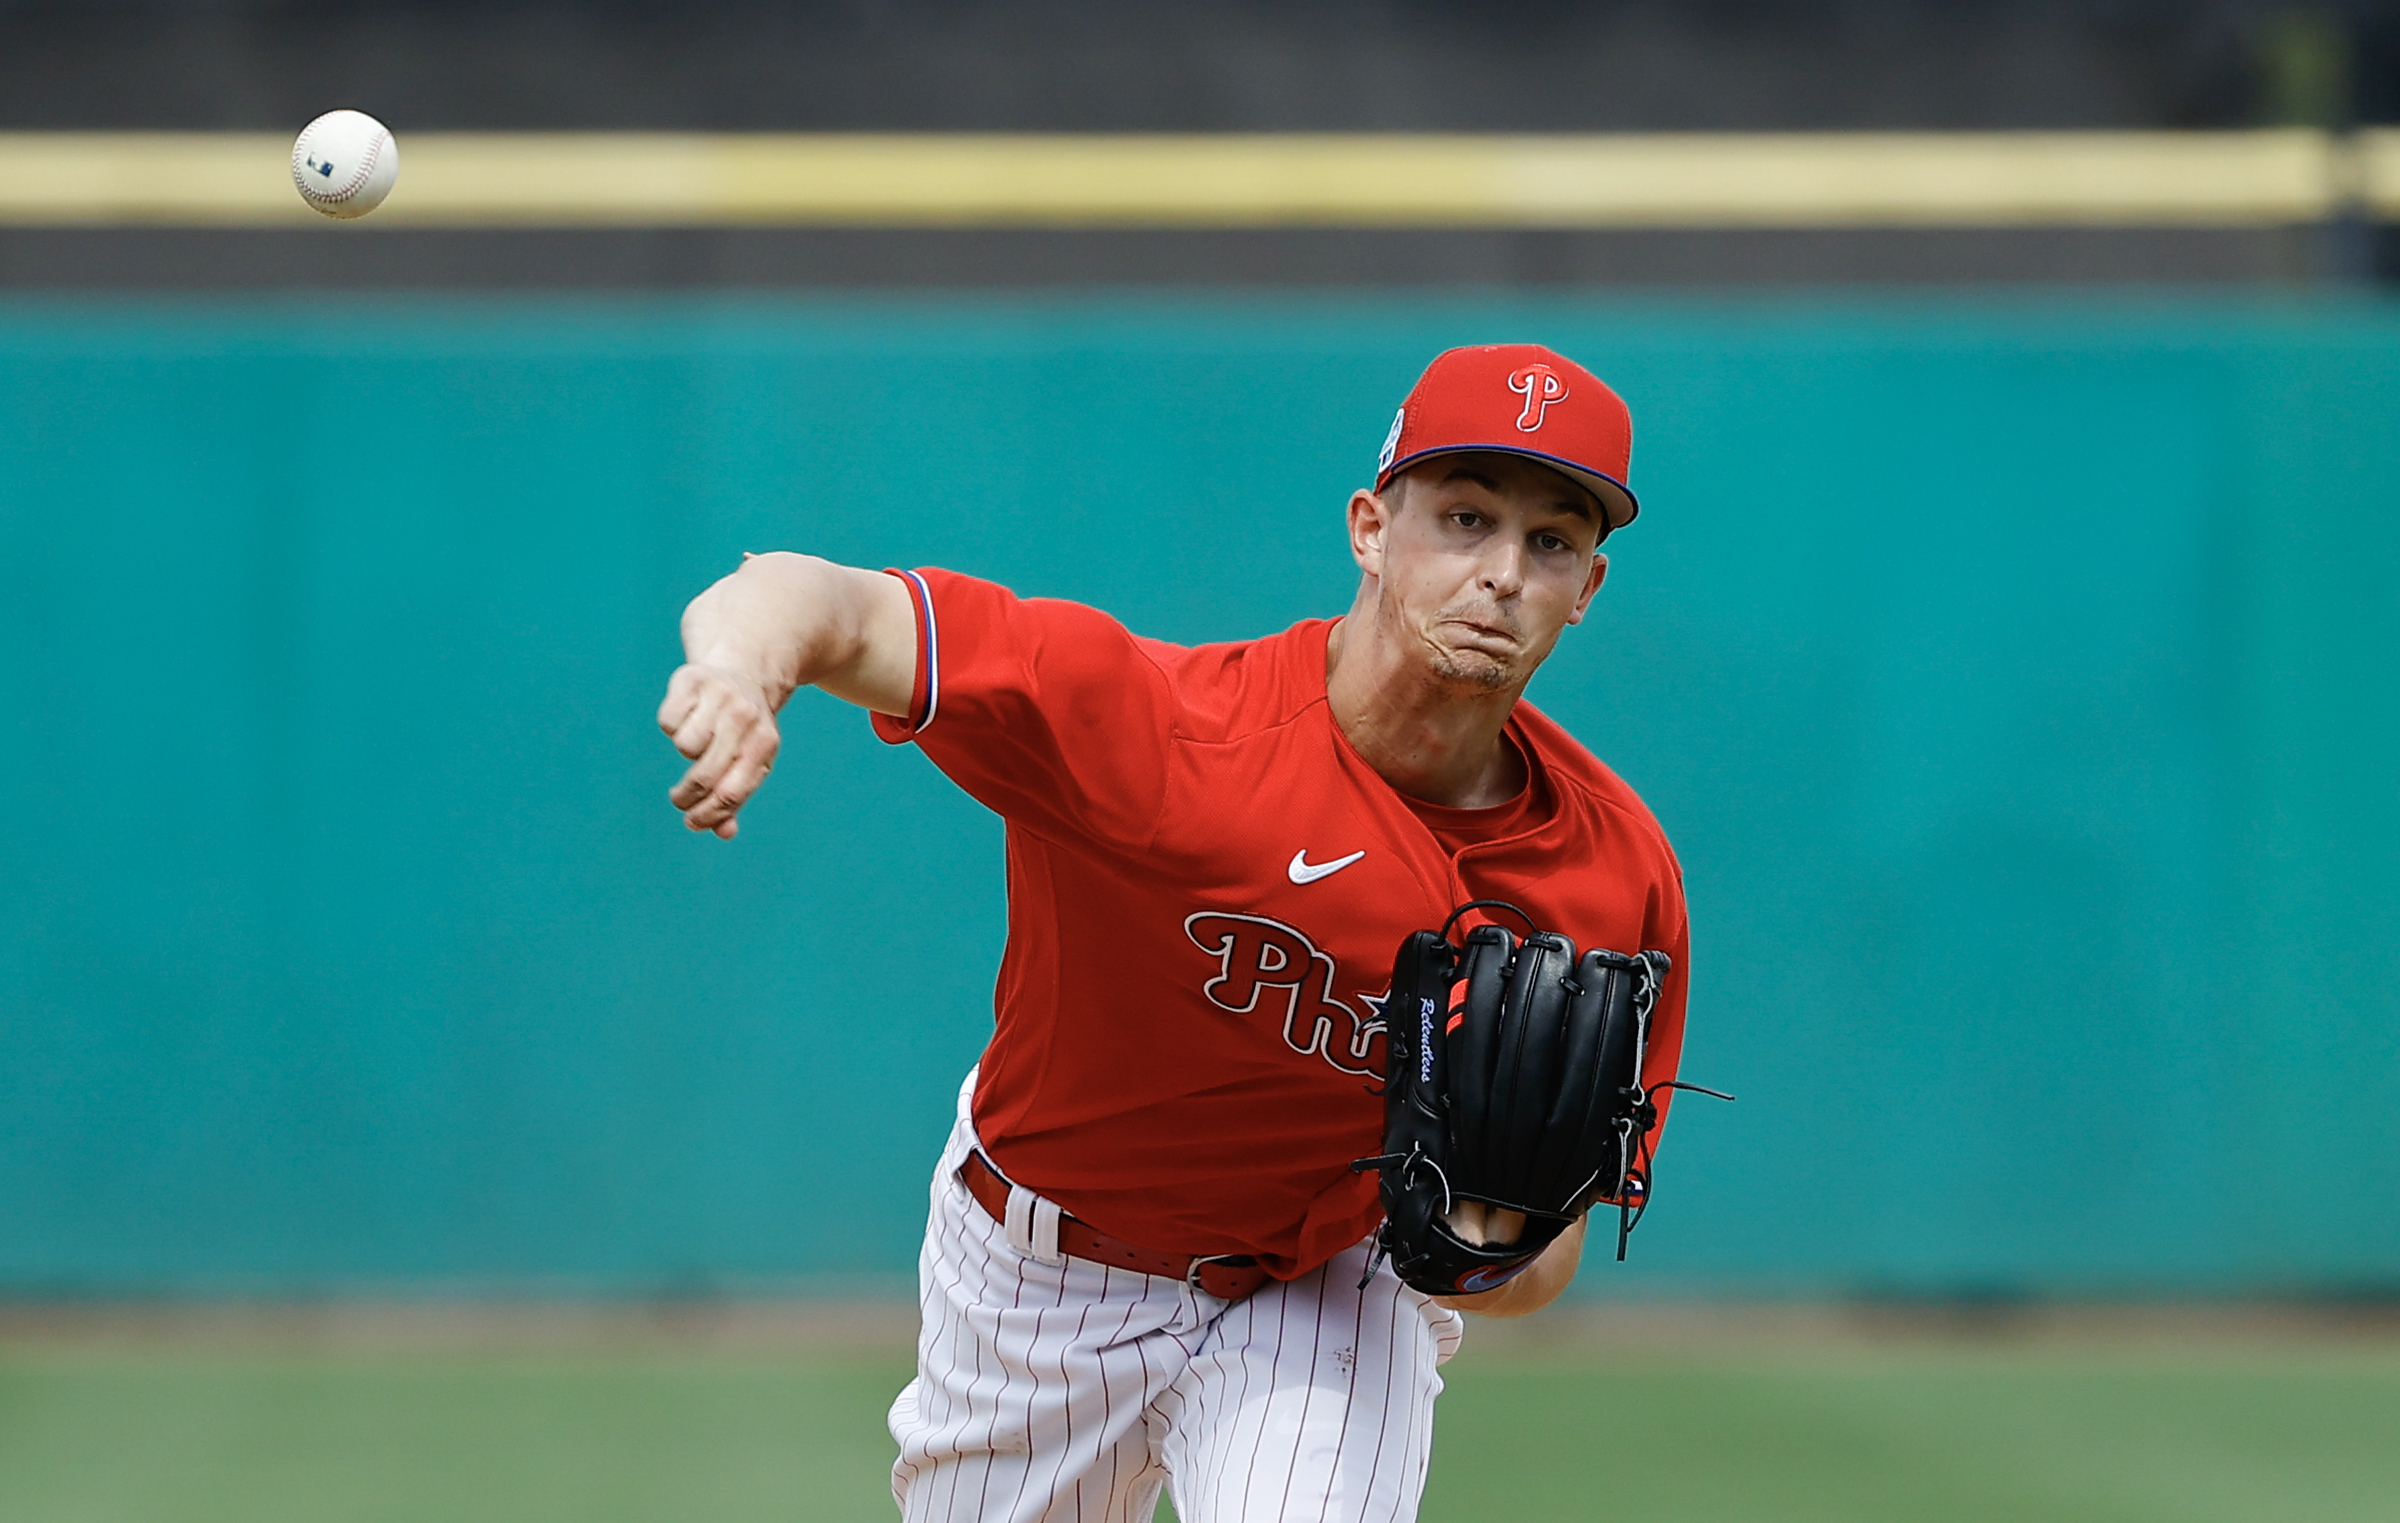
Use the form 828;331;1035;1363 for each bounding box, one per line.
1506;364;1567;430
1376;343;1638;538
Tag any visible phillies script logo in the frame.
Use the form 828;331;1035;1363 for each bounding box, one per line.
1507;363;1567;431
1184;912;1385;1078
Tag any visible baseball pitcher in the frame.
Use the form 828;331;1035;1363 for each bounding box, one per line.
657;344;1697;1522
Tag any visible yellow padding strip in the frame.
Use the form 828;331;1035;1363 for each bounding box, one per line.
0;130;2390;229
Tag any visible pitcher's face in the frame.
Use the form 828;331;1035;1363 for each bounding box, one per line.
1351;452;1609;693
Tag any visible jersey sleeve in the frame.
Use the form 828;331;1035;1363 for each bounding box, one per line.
870;567;1176;852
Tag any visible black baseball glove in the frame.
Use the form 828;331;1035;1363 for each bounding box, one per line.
1354;900;1709;1299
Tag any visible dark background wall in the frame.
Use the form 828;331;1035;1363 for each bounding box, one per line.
3;0;2395;132
3;0;2397;288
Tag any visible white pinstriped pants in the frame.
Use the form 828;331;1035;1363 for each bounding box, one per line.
889;1073;1465;1523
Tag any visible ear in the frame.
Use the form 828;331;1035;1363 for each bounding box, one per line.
1563;553;1609;626
1348;488;1394;579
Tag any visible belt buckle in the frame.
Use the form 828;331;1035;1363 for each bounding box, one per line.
1183;1253;1244;1294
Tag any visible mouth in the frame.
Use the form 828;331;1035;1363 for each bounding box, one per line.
1442;617;1519;647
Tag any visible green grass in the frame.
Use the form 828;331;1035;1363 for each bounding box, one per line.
1423;1351;2400;1523
3;1341;2396;1522
0;1353;915;1523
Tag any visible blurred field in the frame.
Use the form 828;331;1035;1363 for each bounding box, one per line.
3;1306;2396;1523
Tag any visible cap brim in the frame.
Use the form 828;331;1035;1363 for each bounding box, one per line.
1380;444;1639;538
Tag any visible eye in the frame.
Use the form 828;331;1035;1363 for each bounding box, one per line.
1535;532;1570;553
1449;510;1484;530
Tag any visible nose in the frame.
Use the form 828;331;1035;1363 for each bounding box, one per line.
1477;540;1529;599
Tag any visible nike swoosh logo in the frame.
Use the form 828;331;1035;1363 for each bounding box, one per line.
1287;848;1367;885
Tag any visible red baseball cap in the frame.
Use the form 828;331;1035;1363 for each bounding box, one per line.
1374;344;1638;538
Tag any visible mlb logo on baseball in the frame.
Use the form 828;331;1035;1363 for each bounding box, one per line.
289;109;400;219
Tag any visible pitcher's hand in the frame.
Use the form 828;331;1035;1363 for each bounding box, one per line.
659;663;781;839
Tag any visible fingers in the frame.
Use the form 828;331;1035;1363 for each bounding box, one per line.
1439;1201;1526;1249
663;668;728;762
707;729;780;819
671;728;776;833
659;665;780;838
675;720;777;830
672;703;750;806
656;666;703;741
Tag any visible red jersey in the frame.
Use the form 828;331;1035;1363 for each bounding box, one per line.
873;568;1691;1279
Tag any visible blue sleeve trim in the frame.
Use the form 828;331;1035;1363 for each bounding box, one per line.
900;568;940;733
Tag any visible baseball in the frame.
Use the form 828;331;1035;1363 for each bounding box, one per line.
291;110;398;220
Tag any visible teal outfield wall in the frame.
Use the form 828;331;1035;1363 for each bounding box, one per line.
4;295;2396;1298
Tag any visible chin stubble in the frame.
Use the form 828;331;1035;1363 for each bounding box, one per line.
1428;648;1513;692
1377;586;1519;692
